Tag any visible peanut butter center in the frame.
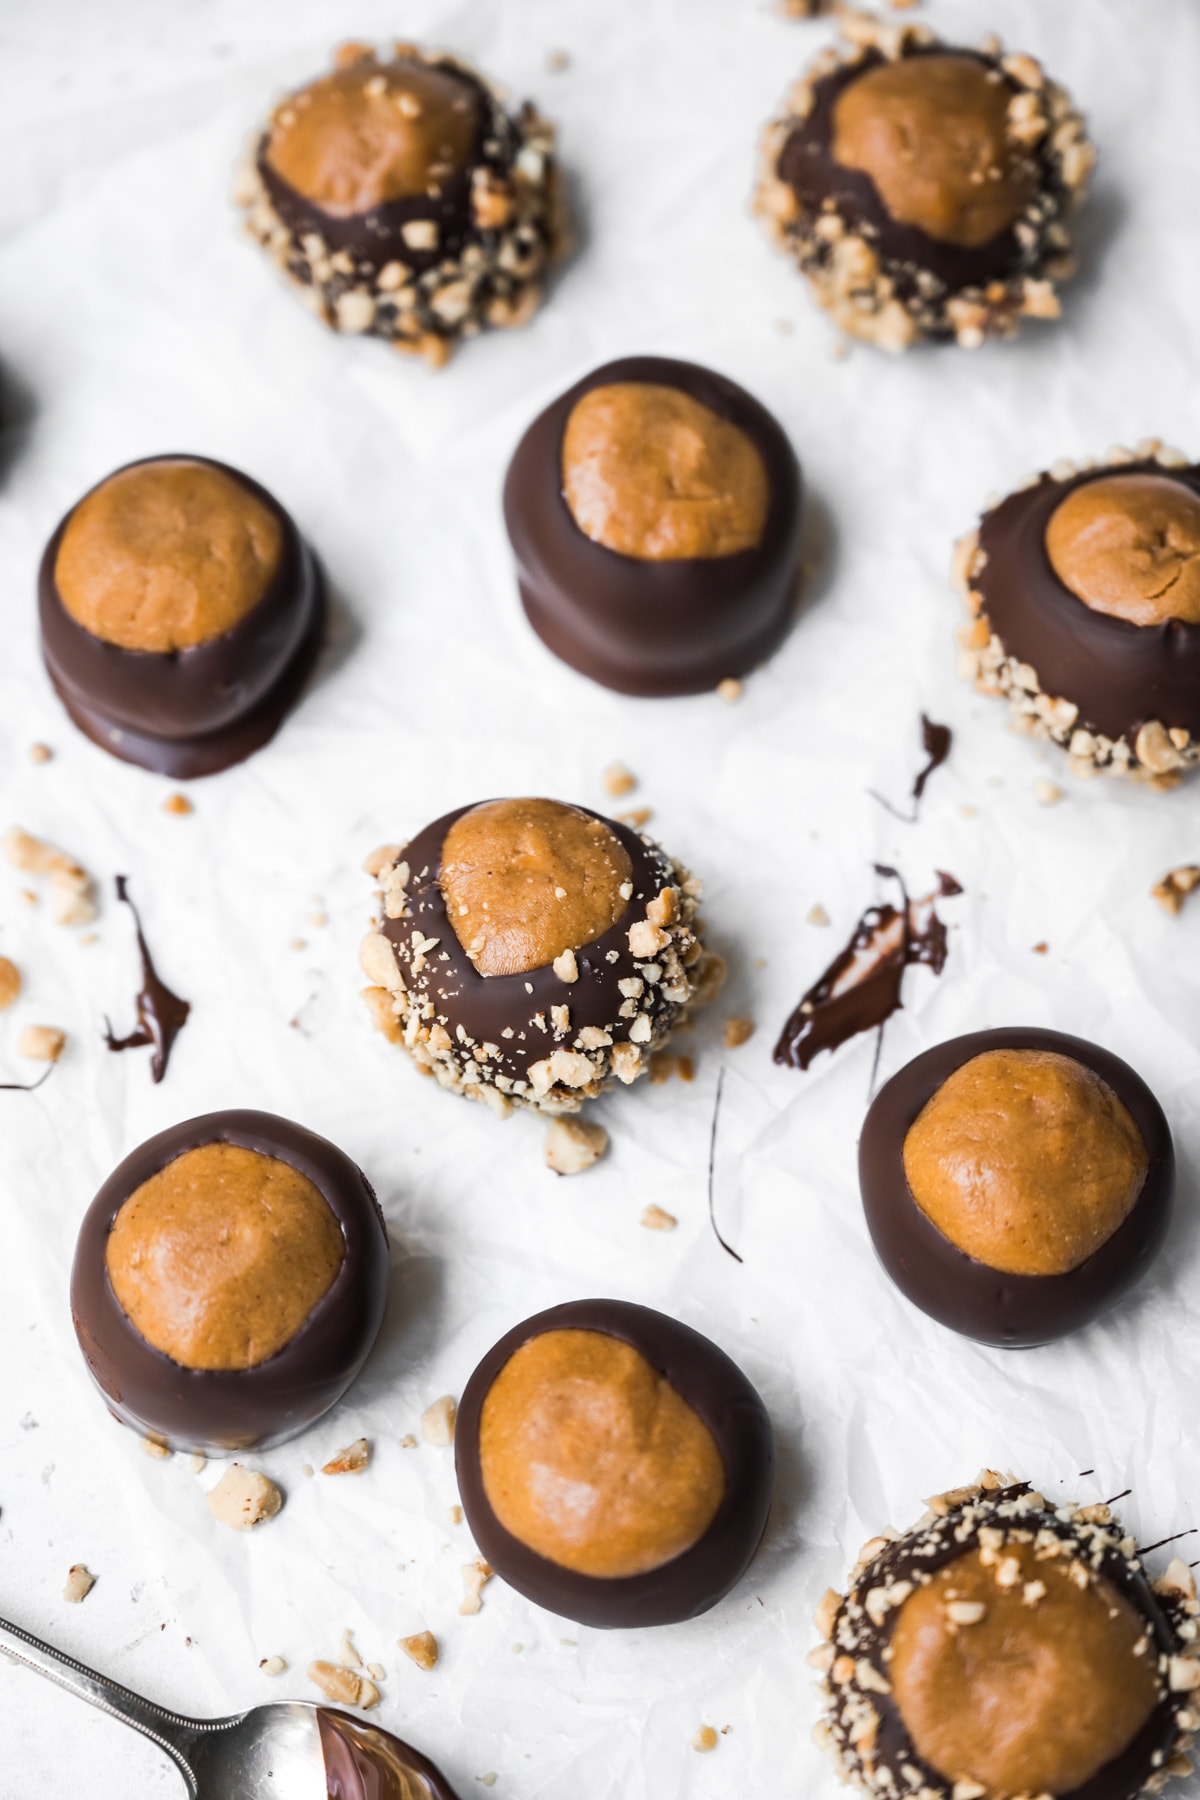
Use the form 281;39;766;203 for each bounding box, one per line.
903;1049;1147;1277
105;1143;345;1371
890;1541;1159;1797
440;798;633;978
561;383;769;561
832;54;1036;248
478;1327;726;1578
1046;473;1200;627
55;460;283;653
264;51;482;215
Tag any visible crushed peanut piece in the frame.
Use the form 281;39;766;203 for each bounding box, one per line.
1152;866;1200;917
260;1655;287;1676
693;1725;719;1753
716;678;742;702
63;1564;96;1604
460;1559;494;1615
0;957;21;1011
602;762;637;798
724;1017;754;1048
399;1631;439;1672
322;1437;371;1475
640;1204;677;1232
18;1024;66;1063
308;1661;380;1709
544;1115;608;1175
206;1464;282;1531
162;794;193;817
421;1396;457;1447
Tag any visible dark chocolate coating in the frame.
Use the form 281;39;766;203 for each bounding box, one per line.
255;60;490;278
383;803;679;1084
318;1709;462;1800
778;48;1051;304
455;1299;775;1629
835;1485;1183;1800
859;1028;1174;1347
39;455;324;778
70;1110;389;1453
503;356;803;697
977;461;1200;745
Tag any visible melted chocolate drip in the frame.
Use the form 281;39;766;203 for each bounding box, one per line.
102;876;190;1082
318;1710;461;1800
772;866;959;1074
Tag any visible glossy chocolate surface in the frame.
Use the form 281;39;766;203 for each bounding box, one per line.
456;1299;775;1629
833;1484;1184;1800
71;1110;388;1452
859;1028;1174;1346
777;47;1049;303
503;356;803;697
382;804;678;1084
977;461;1200;744
39;455;324;778
319;1710;462;1800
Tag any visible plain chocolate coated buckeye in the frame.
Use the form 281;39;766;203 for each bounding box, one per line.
456;1300;774;1627
39;455;324;778
859;1028;1173;1346
71;1111;388;1452
504;356;803;696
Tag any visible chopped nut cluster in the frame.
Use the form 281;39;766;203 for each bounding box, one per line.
3;826;96;927
755;17;1094;351
812;1472;1199;1799
236;43;563;368
955;441;1200;783
206;1463;283;1531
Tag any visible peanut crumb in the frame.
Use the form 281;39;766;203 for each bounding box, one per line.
724;1017;754;1048
641;1204;677;1232
1034;779;1064;806
1152;866;1200;916
399;1630;439;1672
259;1655;287;1676
162;793;193;816
308;1661;379;1709
421;1395;457;1447
140;1435;171;1460
716;678;742;703
63;1564;95;1604
460;1559;494;1615
322;1437;370;1475
545;1114;609;1175
602;762;636;798
18;1024;66;1063
206;1463;282;1530
29;744;52;765
0;957;21;1011
694;1725;718;1753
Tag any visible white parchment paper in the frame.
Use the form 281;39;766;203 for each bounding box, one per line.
2;1;1200;1794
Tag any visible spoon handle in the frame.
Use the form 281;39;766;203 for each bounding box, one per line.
0;1612;200;1793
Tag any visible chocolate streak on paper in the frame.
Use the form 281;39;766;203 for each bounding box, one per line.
772;866;959;1078
103;876;191;1082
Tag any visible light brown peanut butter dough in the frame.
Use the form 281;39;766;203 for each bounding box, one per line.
264;52;482;215
903;1049;1147;1277
106;1143;344;1370
1046;473;1200;627
832;55;1036;248
56;460;282;653
478;1327;725;1577
890;1541;1159;1796
561;383;769;561
440;798;633;978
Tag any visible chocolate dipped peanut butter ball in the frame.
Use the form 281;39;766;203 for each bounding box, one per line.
504;356;803;695
956;442;1200;782
456;1300;774;1628
360;798;722;1116
755;15;1094;350
236;41;561;367
39;455;323;778
71;1111;388;1452
859;1028;1173;1346
814;1473;1200;1800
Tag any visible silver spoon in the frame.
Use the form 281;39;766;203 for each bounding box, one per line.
0;1610;329;1797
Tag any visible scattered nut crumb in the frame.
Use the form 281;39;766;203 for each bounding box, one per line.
617;807;654;830
259;1655;287;1677
460;1559;494;1615
544;1114;609;1175
602;762;636;798
1152;866;1200;916
421;1396;457;1447
399;1631;439;1672
189;1452;207;1475
716;678;742;703
641;1204;677;1232
1034;779;1064;806
806;904;831;927
162;794;193;817
0;957;21;1011
693;1725;718;1753
63;1564;95;1604
29;744;52;765
206;1464;282;1530
723;1018;754;1049
448;1505;463;1524
322;1437;370;1475
140;1435;171;1460
649;1051;695;1084
308;1661;379;1709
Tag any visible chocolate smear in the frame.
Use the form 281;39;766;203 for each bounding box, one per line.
870;714;953;822
103;876;190;1082
772;865;960;1080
